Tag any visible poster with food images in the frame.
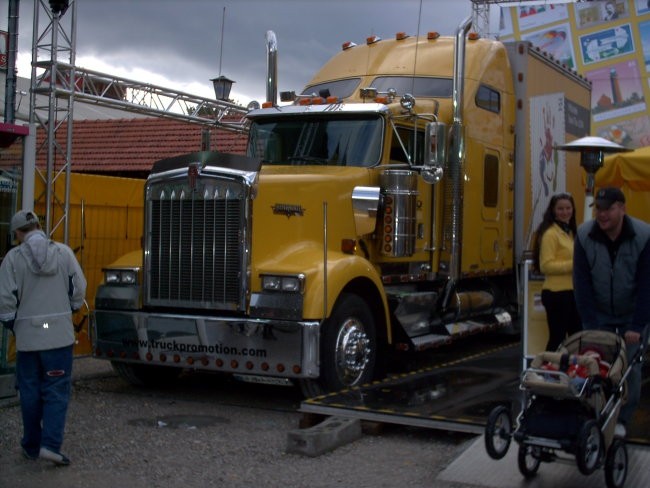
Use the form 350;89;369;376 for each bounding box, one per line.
597;115;650;147
523;24;576;70
501;1;650;148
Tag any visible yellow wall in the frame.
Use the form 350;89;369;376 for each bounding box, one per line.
34;172;144;355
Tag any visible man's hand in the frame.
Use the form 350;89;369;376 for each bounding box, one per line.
624;330;641;345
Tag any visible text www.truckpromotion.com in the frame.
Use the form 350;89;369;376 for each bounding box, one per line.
122;339;268;358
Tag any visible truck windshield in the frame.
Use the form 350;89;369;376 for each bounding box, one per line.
247;115;383;167
370;76;453;98
301;78;361;99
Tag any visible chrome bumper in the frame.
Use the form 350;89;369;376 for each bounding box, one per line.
93;310;321;379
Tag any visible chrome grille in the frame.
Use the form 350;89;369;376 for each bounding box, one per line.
146;177;247;310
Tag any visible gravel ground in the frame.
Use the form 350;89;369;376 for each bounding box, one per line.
0;357;482;488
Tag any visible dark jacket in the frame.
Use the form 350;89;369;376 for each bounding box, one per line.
573;215;650;333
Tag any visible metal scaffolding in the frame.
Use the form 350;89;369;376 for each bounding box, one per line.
470;1;590;39
29;0;76;240
28;0;249;243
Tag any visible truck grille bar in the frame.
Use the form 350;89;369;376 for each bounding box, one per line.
146;178;247;310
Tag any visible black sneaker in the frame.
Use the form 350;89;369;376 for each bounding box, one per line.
22;448;38;461
39;447;71;466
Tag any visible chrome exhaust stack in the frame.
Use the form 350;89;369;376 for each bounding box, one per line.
266;30;278;106
440;16;471;285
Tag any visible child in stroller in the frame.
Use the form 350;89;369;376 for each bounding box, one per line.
485;329;643;488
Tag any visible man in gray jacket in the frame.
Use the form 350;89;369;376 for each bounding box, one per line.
573;187;650;438
0;210;86;465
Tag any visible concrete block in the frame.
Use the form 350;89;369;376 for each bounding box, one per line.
286;416;362;457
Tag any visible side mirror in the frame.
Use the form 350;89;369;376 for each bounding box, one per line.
423;122;447;183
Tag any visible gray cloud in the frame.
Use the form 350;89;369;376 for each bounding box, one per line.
2;0;487;104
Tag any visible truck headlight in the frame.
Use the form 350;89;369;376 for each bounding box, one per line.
261;274;305;293
104;269;139;285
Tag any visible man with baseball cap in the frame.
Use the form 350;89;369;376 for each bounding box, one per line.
592;186;626;210
0;209;86;465
574;187;650;438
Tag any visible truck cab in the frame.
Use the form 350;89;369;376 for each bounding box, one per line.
92;19;590;396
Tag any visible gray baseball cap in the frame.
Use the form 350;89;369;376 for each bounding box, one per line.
10;210;40;233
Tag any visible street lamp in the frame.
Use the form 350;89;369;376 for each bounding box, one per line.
211;76;235;101
556;136;630;223
49;0;69;15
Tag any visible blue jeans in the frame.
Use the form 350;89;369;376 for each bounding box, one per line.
16;345;73;457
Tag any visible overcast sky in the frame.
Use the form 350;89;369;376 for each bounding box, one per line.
0;0;513;106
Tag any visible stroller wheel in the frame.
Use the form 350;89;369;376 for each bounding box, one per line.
605;438;628;488
484;405;512;460
576;419;603;475
517;444;541;478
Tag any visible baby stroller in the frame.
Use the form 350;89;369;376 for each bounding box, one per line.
484;329;646;488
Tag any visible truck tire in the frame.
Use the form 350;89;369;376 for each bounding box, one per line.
111;361;181;386
300;293;377;397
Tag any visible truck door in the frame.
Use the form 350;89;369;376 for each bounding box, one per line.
480;150;502;264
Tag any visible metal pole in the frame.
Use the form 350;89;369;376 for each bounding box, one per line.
63;0;77;244
3;0;20;124
44;8;61;235
22;124;37;210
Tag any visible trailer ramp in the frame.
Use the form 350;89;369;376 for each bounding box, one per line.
438;434;650;488
301;340;650;444
301;342;520;434
301;340;650;487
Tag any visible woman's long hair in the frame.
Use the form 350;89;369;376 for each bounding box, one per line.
532;193;577;272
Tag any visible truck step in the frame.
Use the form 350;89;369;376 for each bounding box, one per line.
412;318;506;351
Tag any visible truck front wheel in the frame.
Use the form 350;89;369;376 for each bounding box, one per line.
300;293;377;397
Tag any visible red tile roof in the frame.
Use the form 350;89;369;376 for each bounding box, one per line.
34;118;248;176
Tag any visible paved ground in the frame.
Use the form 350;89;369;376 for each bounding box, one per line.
0;357;480;488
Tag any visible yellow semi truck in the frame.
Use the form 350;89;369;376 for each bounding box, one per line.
92;19;591;396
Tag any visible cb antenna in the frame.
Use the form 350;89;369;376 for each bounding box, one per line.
218;6;226;76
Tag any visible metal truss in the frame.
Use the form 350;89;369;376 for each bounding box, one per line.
33;62;250;130
29;0;77;241
28;0;249;244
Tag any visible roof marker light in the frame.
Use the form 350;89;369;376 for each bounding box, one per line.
396;32;408;40
342;41;357;50
261;101;274;108
468;32;480;41
366;35;381;45
427;32;440;40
